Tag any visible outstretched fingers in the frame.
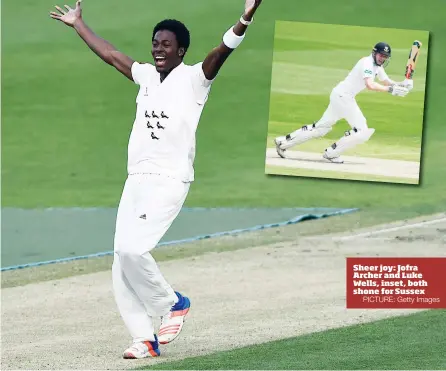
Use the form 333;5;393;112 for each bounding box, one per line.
49;11;62;20
50;2;81;25
54;5;66;15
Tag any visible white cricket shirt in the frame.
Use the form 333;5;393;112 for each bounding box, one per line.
333;54;389;97
128;62;213;182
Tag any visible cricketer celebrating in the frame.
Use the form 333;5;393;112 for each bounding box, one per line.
50;0;263;359
275;42;413;163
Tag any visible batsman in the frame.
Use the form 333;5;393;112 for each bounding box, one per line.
275;42;414;163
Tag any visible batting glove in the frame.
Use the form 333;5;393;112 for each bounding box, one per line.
396;79;414;91
389;85;409;97
402;78;414;91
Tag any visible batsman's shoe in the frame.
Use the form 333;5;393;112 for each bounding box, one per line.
323;151;344;164
123;336;160;359
274;137;287;158
158;291;191;344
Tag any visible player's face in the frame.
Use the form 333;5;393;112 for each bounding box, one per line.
375;52;389;66
152;30;183;73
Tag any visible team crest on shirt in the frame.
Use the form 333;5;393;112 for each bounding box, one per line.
145;110;170;140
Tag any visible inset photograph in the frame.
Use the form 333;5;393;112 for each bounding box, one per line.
265;21;429;184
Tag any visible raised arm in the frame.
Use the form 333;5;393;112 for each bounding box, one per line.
201;0;263;81
50;0;135;81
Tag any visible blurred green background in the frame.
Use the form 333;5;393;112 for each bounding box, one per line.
2;1;446;370
2;0;445;215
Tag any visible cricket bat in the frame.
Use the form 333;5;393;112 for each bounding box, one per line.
405;40;422;80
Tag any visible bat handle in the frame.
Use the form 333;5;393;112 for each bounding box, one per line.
405;65;414;80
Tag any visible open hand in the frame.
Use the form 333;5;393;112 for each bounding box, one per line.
50;0;82;27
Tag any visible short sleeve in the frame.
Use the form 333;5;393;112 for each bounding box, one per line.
362;58;374;79
131;62;154;85
191;62;215;105
377;67;389;82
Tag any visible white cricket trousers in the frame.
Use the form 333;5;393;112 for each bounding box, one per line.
112;173;190;343
317;90;368;130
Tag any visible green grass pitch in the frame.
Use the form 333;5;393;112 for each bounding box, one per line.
142;310;446;370
1;0;445;214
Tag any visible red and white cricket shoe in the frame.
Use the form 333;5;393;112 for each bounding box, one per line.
158;291;191;344
123;336;160;359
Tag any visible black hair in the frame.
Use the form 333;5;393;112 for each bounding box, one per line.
152;19;191;55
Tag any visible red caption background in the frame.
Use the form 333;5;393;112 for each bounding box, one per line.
346;257;446;309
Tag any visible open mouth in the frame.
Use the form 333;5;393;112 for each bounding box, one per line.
155;56;167;67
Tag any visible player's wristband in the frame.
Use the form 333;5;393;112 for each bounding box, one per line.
388;86;394;94
240;15;253;25
223;27;246;49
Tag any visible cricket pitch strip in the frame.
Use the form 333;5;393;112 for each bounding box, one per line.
2;213;445;370
265;148;420;182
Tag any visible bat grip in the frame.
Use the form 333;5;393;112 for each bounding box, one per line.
405;66;414;80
